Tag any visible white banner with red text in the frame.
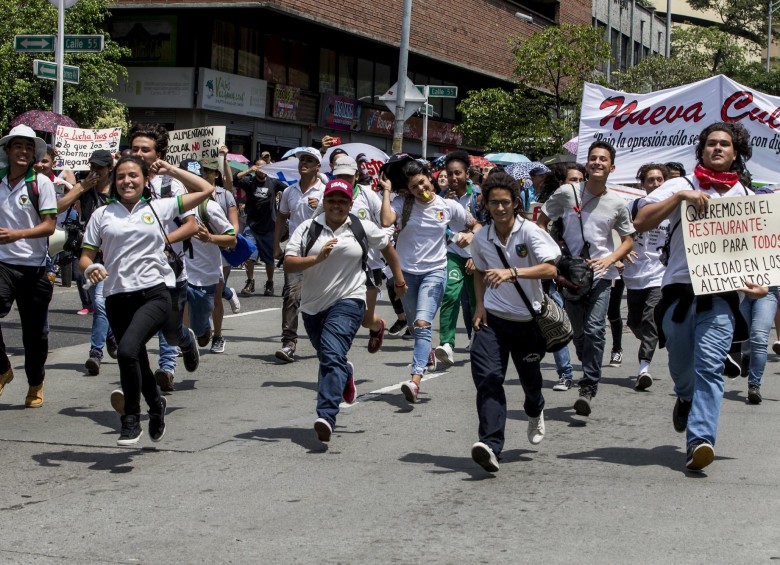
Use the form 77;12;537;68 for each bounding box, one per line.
577;75;780;185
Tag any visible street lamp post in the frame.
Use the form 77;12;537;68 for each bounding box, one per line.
768;0;780;72
392;0;412;154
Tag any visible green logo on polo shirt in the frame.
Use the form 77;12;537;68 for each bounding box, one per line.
516;244;528;258
18;194;30;207
357;209;368;220
142;212;154;225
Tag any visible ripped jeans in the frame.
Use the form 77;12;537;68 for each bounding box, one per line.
400;268;447;375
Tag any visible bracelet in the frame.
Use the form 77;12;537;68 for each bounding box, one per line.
395;281;407;288
511;266;519;278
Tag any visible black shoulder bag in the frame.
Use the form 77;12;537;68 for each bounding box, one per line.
556;185;594;303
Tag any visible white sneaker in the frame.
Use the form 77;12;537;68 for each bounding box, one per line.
228;288;241;314
314;418;332;442
471;441;499;472
434;343;455;367
527;412;545;445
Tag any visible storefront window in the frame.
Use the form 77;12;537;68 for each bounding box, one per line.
338;54;355;98
212;21;235;73
356;58;373;102
288;41;310;90
319;49;336;93
264;35;286;84
238;27;261;78
374;63;391;101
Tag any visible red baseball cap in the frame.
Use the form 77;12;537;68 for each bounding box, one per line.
323;178;352;199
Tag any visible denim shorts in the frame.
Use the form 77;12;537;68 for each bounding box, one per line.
242;226;275;266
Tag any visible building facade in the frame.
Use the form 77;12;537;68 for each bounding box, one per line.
108;0;592;160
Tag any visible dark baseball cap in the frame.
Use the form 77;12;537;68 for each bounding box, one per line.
89;149;114;167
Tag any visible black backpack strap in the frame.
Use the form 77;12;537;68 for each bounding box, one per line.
490;226;537;318
303;219;324;257
572;185;590;255
630;198;641;221
347;213;370;273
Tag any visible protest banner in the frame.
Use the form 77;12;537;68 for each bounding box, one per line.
54;126;122;171
578;75;780;186
260;143;388;189
682;193;780;295
166;126;226;167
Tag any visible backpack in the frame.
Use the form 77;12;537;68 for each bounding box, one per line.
302;213;374;287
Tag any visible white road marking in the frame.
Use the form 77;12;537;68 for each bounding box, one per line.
340;370;450;408
224;307;280;319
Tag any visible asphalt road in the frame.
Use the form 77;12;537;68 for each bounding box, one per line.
1;270;779;564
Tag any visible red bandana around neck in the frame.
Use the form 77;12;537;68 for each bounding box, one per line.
693;164;739;191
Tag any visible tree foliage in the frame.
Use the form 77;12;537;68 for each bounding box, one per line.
0;0;130;133
457;24;611;158
686;0;776;47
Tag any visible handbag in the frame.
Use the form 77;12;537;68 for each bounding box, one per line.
556;185;593;303
492;239;573;353
221;234;257;267
147;201;184;278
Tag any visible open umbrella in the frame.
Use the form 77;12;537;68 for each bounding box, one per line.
281;146;310;160
483;152;529;165
563;136;578;155
543;153;576;165
10;110;77;133
228;161;249;173
470;155;495;169
226;153;249;164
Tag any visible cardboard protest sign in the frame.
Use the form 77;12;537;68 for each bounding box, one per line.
166;126;226;167
54;127;122;171
682;193;780;295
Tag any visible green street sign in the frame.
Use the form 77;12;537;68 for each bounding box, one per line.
428;86;458;98
33;59;80;84
15;35;54;52
420;103;434;117
64;35;104;53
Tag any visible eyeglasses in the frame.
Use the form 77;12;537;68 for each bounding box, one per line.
487;199;514;208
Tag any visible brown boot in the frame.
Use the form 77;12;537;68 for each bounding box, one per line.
0;363;13;397
25;383;44;408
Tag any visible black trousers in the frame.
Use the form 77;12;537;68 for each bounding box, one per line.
105;283;171;416
0;261;53;385
470;312;546;456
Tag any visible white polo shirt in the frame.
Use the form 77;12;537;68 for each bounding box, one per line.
286;213;390;315
391;195;469;274
312;184;391;271
0;170;58;266
187;200;236;287
83;196;184;297
149;175;195;283
446;187;479;259
639;176;750;287
471;217;561;322
279;179;325;236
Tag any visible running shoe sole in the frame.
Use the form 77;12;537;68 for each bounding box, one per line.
314;419;332;442
110;389;125;416
471;442;499;473
401;382;418;403
686;443;715;471
574;397;592;416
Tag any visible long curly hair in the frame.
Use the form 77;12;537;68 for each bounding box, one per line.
695;122;752;181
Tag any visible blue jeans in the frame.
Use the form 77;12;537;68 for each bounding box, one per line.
401;269;447;375
88;279;113;358
564;278;611;391
663;296;734;447
549;285;573;379
303;298;365;427
158;280;194;374
187;283;217;338
739;289;778;387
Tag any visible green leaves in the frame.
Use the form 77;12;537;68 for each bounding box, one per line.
458;25;611;159
0;0;130;132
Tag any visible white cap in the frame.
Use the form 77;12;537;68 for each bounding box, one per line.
295;147;322;164
332;155;358;176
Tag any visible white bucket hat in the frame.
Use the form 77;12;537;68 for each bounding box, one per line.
0;125;48;168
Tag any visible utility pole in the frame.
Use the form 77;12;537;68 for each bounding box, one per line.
392;0;412;154
54;0;65;113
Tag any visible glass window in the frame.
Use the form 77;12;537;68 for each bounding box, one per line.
374;62;391;101
288;41;310;90
264;35;286;84
319;49;336;93
357;59;373;102
237;27;261;78
338;54;355;98
442;82;456;121
211;21;235;73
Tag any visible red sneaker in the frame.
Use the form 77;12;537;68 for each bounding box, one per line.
343;361;356;404
367;319;385;354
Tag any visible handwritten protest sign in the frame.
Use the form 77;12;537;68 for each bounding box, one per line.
54;127;122;171
682;193;780;295
166;126;226;167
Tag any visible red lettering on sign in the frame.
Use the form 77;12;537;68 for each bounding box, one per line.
599;96;705;130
